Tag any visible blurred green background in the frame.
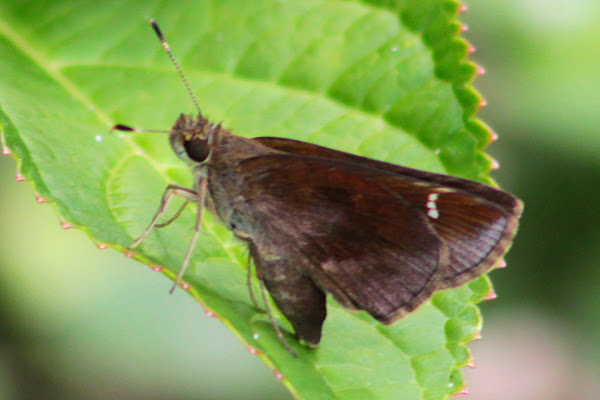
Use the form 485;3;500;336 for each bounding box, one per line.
1;1;599;399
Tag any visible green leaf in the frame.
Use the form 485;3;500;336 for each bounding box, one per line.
0;0;497;399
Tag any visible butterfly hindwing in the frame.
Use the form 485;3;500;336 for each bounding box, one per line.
248;241;327;346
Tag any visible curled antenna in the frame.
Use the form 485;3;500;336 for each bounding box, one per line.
150;19;201;114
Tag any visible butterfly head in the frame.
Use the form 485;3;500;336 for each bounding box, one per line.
170;112;220;165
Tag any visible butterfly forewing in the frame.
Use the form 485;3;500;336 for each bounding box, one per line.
425;191;516;287
368;175;519;287
254;136;522;214
234;154;450;332
254;136;522;287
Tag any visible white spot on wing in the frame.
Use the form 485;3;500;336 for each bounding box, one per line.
428;209;440;219
426;192;440;219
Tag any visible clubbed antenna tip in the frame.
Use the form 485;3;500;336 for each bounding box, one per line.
149;18;202;114
149;19;164;41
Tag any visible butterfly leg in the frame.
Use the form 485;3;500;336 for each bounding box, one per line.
129;184;199;249
169;178;207;294
155;199;190;228
247;256;262;311
258;279;297;358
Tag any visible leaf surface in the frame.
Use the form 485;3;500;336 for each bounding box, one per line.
0;1;495;398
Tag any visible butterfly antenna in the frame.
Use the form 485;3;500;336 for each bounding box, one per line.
150;19;202;114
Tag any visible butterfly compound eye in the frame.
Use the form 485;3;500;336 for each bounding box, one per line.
184;136;210;162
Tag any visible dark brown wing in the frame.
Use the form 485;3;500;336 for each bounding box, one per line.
366;175;519;288
253;136;523;215
234;154;450;328
253;137;523;287
248;241;327;346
